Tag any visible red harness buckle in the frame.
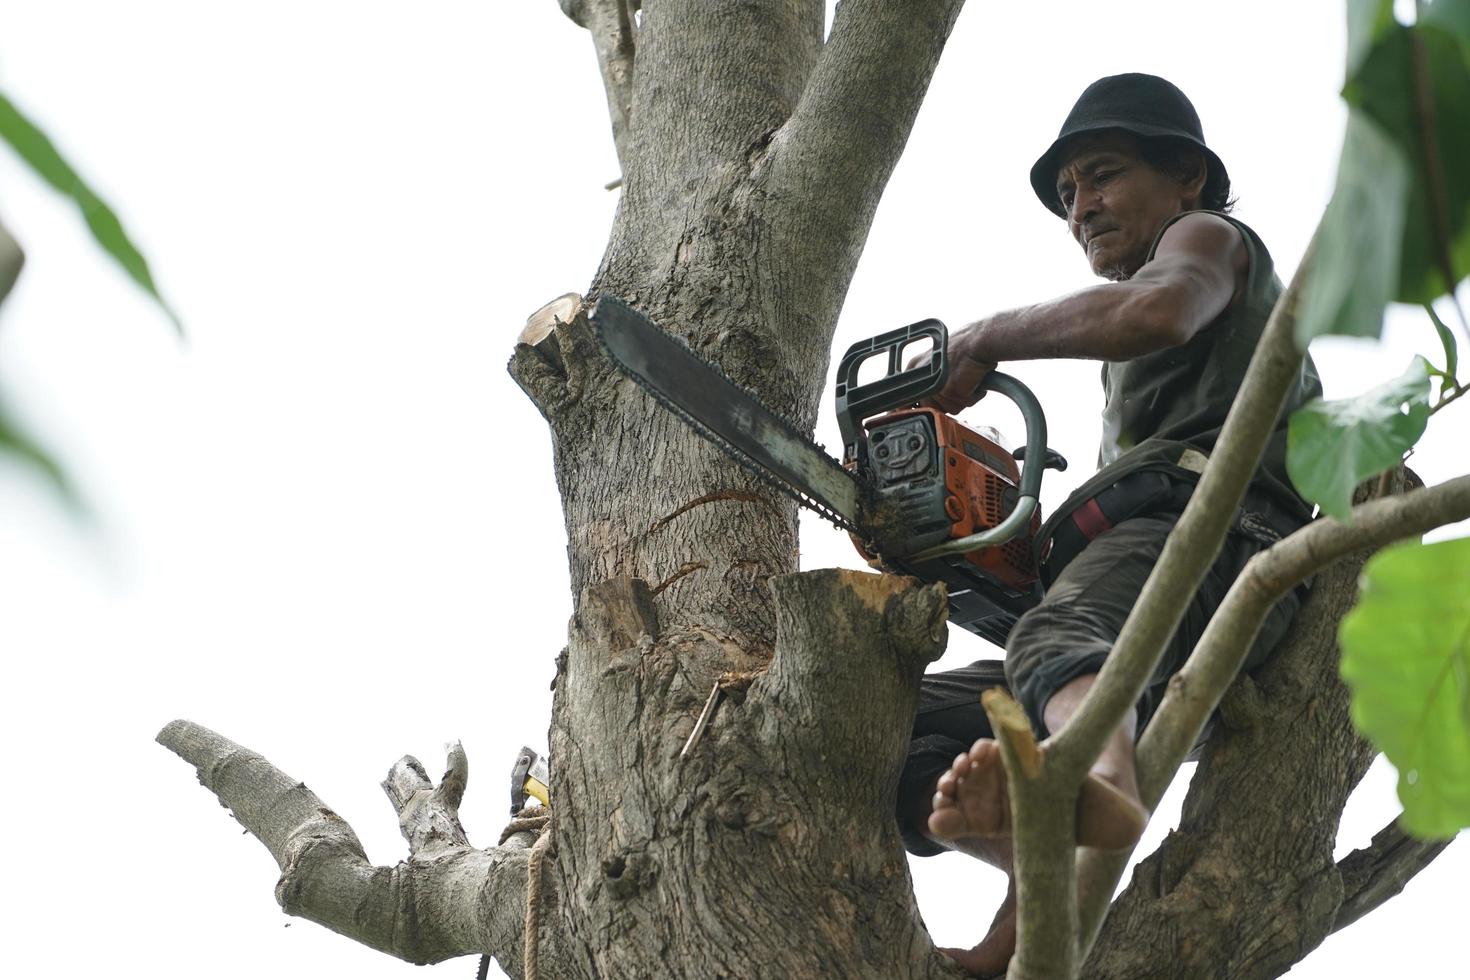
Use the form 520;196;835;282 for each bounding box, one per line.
1072;497;1113;541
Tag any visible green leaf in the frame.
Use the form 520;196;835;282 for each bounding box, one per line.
0;90;180;334
1347;0;1398;76
0;401;73;503
1425;302;1459;380
1346;23;1470;302
1294;109;1410;346
1341;536;1470;840
1286;356;1432;519
1423;0;1470;62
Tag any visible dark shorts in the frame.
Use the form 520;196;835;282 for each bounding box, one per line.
896;513;1301;857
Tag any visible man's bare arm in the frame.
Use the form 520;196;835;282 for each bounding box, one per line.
933;214;1247;409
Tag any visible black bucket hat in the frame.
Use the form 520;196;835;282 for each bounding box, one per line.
1029;73;1227;217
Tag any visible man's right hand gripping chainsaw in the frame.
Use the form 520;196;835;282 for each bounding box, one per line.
592;298;1068;647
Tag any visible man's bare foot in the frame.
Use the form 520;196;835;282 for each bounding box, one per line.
926;738;1148;850
939;878;1016;978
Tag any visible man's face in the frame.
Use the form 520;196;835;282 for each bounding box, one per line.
1054;132;1198;281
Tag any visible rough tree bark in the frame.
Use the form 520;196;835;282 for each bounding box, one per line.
160;4;1465;978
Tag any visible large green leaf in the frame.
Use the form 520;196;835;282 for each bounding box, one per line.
1294;109;1410;346
0;91;180;333
1346;23;1470;302
1286;357;1432;519
1341;536;1470;840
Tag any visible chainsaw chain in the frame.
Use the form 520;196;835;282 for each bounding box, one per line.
595;326;863;536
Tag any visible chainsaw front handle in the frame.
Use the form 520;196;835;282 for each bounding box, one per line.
904;370;1046;562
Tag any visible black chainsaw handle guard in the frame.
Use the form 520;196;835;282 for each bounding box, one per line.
834;320;1048;502
835;318;948;466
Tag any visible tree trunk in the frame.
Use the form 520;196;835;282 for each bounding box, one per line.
508;1;972;974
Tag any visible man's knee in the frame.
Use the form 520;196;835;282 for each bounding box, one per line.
1003;606;1112;738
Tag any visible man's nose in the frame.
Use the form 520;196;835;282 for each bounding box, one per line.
1069;185;1100;227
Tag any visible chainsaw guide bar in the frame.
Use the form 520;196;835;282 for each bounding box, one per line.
592;297;866;535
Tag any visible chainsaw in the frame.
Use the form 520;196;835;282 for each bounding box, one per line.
592;298;1067;647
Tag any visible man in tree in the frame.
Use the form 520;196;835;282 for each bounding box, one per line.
894;73;1322;976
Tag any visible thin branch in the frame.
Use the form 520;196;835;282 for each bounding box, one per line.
559;0;639;173
981;690;1078;980
1333;819;1457;933
158;720;543;971
1075;472;1470;954
1049;245;1314;778
1431;380;1467;416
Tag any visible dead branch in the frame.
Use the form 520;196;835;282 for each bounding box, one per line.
158;720;553;975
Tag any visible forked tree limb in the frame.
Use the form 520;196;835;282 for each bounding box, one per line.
1075;472;1470;957
158;720;551;975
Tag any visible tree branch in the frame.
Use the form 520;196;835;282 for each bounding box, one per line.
558;0;639;173
765;0;967;317
158;720;551;975
982;690;1078;980
1333;819;1457;933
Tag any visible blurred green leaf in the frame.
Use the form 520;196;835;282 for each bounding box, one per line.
1425;302;1459;380
0;90;180;333
1287;357;1432;519
1423;0;1470;61
1347;0;1398;76
1294;110;1410;346
1345;24;1470;302
0;401;73;503
1341;536;1470;840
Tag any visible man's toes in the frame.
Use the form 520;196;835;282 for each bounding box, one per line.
968;738;999;766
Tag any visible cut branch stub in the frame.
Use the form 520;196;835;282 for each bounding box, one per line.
548;567;961;978
508;297;603;423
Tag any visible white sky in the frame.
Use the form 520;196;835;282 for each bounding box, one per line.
0;2;1464;978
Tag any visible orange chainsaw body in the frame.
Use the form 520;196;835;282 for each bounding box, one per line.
849;406;1044;591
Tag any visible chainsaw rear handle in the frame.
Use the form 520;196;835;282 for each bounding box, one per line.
905;370;1046;561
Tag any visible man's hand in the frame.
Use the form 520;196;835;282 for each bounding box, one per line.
922;324;996;414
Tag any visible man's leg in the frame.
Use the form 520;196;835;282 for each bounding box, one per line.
896;662;1020;975
924;515;1187;975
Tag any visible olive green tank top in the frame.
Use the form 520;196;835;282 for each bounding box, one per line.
1038;210;1322;549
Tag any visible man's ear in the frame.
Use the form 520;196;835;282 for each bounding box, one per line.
1180;149;1208;210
